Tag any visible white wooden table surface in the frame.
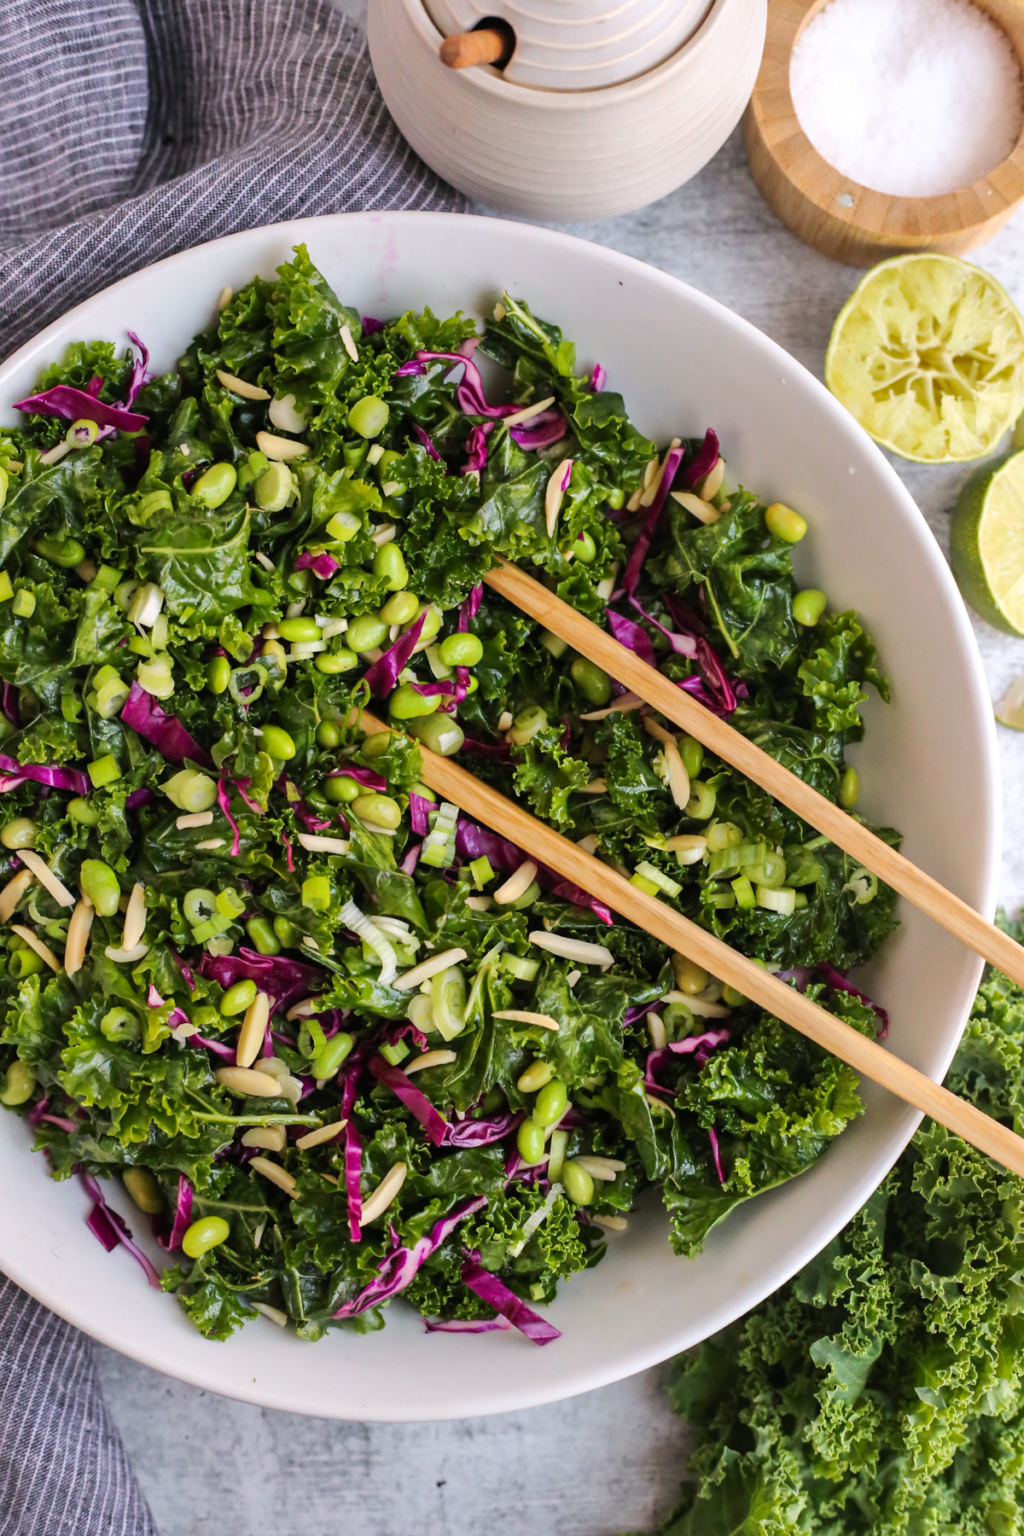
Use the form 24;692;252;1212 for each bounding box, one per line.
95;52;1024;1536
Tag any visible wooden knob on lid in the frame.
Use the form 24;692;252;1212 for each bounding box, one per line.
440;24;514;69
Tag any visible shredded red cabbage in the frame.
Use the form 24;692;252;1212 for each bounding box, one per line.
334;1195;487;1317
816;963;889;1039
460;1253;561;1344
329;765;386;792
590;364;606;392
125;332;150;409
454;816;612;924
216;779;242;855
463;423;492;475
188;1034;236;1061
708;1126;726;1185
0;754;90;795
15;385;148;435
510;410;568;451
412;423;442;462
197;946;321;1014
363;609;426;696
441;1108;523;1148
400;842;421;875
627;596;697;658
369;1056;449;1146
340;1055;367;1240
645;1028;731;1095
294;549;340;579
81;1172;161;1287
622;444;685;598
362;316;385;334
121;683;210;765
155;1174;193;1251
409;792;433;835
606;609;657;668
425;1314;512;1333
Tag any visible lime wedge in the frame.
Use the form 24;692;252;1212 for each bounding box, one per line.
951;450;1024;635
825;254;1024;463
996;675;1024;729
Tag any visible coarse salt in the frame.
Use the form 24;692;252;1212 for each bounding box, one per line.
790;0;1023;198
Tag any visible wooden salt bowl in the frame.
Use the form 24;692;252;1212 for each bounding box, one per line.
743;0;1024;266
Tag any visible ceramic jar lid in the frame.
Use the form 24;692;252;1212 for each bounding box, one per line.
424;0;714;89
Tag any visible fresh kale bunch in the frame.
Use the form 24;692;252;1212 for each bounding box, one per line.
649;944;1024;1534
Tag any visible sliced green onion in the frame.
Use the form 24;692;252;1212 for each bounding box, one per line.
631;873;660;898
469;856;494;889
731;874;756;908
705;821;742;853
757;885;796;915
500;953;540;982
340;899;397;987
843;867;878;905
634;861;682;898
380;1040;409;1066
183;888;217;926
431;965;467;1040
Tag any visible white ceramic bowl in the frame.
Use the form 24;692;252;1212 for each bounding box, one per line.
0;212;998;1421
367;0;766;219
423;0;713;90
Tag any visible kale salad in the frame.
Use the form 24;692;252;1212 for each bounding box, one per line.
0;247;898;1343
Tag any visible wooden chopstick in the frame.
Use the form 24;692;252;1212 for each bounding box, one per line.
485;558;1024;989
359;710;1024;1179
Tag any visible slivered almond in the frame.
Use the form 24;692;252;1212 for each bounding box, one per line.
104;942;149;963
700;457;725;501
10;924;61;973
393;948;468;992
359;1161;407;1224
296;833;351;855
544;457;573;538
214;1066;283;1098
235;991;271;1069
64;898;94;976
497;710;513;733
194;839;225;851
644;718;690;810
256;430;309;461
573;1155;627;1180
671;489;720;524
647;1011;667;1050
295;1119;347;1151
660;989;731;1019
121;882;147;951
493;860;537;906
285;997;326;1021
250;1156;298;1197
17;850;74;909
529;932;613;969
465;896;492;912
581;779;608;794
503;395;555;427
371;523;397;548
576;834;599;856
339;322;359;362
215;369;270;401
253;1302;289;1326
405;1050;457;1074
254;551;276;574
241;1126;287;1152
593;1215;629;1232
0;867;34;923
492;1009;560;1032
176;811;214;829
217;286;233;310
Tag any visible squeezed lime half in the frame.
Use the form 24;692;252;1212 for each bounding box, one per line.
826;253;1024;463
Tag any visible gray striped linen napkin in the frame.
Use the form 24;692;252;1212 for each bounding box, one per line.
0;1;462;1530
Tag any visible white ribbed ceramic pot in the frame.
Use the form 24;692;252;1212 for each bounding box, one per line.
367;0;767;220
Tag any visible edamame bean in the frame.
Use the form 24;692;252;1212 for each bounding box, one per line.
255;462;294;512
839;765;859;809
348;396;389;438
246;915;281;956
324;773;362;805
403;604;441;644
347;615;390;653
362;731;392;759
310;1031;354;1080
274;916;299;947
34;536;87;568
351;792;401;831
375;449;406;492
278;617;321;643
192;462;237;509
379;590;420;626
517;1118;547;1165
182;1215;231;1259
606;487;625;511
220;979;257;1017
672;954;708;995
123;1167;163;1214
67;796;101;827
680;737;704;779
573;530;598;564
517;1060;554;1093
389;683;440;720
373;543;409;592
315;649;358;674
206;655;231;695
793;589;827;627
408;715;465;757
722;984;746;1008
437;632;483;668
260;725;296;761
302;875;331;911
765;502;808;543
0;1059;34;1106
570;657;611;707
80;859;121;917
534;1078;568;1127
315;720;342;749
0;818;35;850
8;948;43;979
562;1160;594;1205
